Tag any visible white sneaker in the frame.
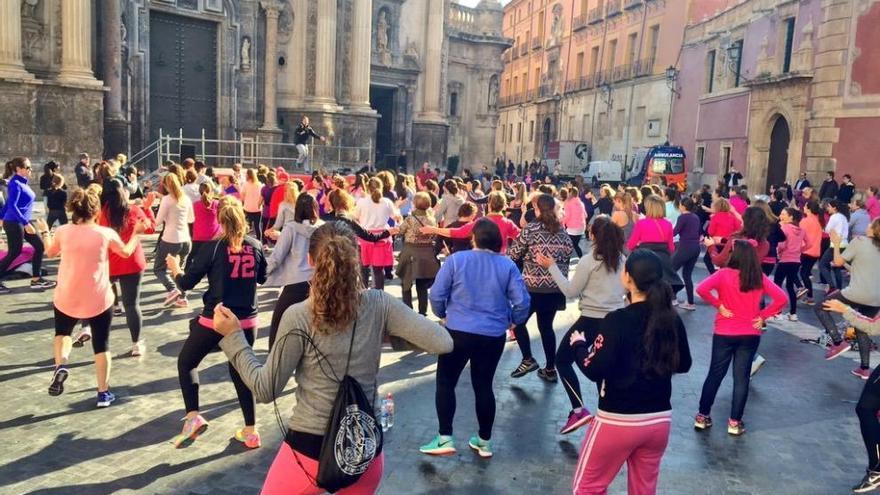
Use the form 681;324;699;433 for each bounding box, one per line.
173;297;189;308
163;289;181;307
787;313;799;322
672;299;680;307
72;326;92;348
750;354;766;377
131;340;145;357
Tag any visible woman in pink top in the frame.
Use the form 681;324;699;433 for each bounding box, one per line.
37;189;142;408
729;187;749;215
561;187;587;258
799;200;824;305
423;192;521;253
774;208;810;320
866;186;880;220
626;194;683;292
190;183;222;269
694;240;787;436
240;168;264;242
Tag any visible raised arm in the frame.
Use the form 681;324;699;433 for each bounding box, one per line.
384;293;453;354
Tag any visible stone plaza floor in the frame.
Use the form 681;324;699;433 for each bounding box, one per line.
0;237;875;495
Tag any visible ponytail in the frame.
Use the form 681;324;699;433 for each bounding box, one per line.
218;196;247;253
199;182;214;208
368;177;382;203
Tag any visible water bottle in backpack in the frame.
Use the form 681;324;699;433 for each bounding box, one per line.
380;393;395;431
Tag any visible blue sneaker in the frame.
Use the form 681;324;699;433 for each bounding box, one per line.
468;435;493;458
419;435;456;455
96;390;116;408
48;366;69;396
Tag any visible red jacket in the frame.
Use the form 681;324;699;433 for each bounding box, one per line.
99;205;156;277
707;211;741;240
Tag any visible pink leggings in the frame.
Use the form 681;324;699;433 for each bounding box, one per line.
261;445;383;495
572;410;671;495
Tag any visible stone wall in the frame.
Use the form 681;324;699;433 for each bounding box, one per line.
0;80;103;182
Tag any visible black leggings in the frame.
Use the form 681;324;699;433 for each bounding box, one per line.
672;242;700;304
556;316;603;410
568;235;583;258
814;292;877;369
46;209;68;228
178;318;256;426
111;272;144;343
362;266;385;291
698;334;760;421
0;220;43;280
856;366;880;471
799;254;818;299
773;262;800;315
269;281;310;349
435;329;506;440
54;306;113;354
513;292;562;369
245;212;262;242
402;278;434;316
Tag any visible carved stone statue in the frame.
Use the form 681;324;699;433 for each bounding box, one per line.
404;40;420;64
241;37;251;72
377;10;391;66
551;6;563;45
21;0;39;18
488;75;499;111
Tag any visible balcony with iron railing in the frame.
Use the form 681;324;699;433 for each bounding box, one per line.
512;47;519;59
539;81;558;98
633;58;655;77
588;6;604;24
572;14;588;31
612;63;633;82
624;0;642;10
519;44;529;56
531;37;542;51
606;0;622;16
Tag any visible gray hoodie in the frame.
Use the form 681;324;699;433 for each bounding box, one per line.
548;251;627;318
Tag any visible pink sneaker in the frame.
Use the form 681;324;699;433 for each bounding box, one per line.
825;341;852;360
852;368;871;380
559;408;593;435
172;415;208;448
234;428;262;449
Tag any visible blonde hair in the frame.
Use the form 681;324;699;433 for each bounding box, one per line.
488;191;507;213
412;191;431;211
308;222;363;332
643;194;666;219
329;189;355;213
116;153;128;165
163;173;184;201
218;196;247;253
283;181;300;206
712;197;732;213
67;188;100;224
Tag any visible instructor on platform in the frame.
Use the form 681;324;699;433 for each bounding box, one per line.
293;116;326;172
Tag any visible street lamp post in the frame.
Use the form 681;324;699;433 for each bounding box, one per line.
665;66;679;141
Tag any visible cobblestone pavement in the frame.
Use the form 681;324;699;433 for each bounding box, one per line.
0;236;875;495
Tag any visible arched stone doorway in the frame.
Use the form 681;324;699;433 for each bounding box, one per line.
766;115;790;193
542;118;552;156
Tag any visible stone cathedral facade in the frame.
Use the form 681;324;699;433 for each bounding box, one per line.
0;0;509;173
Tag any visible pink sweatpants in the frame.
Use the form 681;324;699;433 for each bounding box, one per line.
572;410;671;495
261;445;384;495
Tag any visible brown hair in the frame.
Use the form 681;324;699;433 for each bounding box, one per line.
487;191;507;213
199;182;214;208
590;216;625;273
869;218;880;251
246;168;257;183
329;188;355;213
51;174;65;189
218;196;247;253
184;169;198;185
67;188;100;224
412;191;431;211
535;194;562;233
308;222;362;332
368;177;383;203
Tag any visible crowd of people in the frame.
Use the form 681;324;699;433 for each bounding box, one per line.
3;149;880;494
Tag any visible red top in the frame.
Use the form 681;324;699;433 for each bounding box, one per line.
627;218;675;253
696;268;788;336
99;204;155;277
269;184;287;218
707;211;742;240
446;214;521;253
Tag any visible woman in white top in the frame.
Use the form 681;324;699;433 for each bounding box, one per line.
819;199;850;293
355;177;399;290
154;173;195;308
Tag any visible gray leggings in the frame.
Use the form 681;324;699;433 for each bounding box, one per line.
112;272;143;343
154;240;191;293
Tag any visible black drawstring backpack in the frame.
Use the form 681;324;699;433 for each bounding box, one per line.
292;322;384;493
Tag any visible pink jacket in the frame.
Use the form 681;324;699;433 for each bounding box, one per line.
562;198;587;233
867;196;880;220
696;268;788;336
730;196;748;215
777;222;809;263
627;218;675;253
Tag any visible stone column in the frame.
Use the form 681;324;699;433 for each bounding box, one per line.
261;0;282;130
419;0;445;121
313;0;338;105
58;0;100;84
349;0;372;110
0;0;34;79
102;0;124;120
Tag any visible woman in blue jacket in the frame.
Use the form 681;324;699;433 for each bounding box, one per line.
421;218;531;459
0;157;55;293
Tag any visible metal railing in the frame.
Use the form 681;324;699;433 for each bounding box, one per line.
531;37;542;50
588;6;604;24
519;44;529;56
572;14;588;31
624;0;642;9
135;128;373;172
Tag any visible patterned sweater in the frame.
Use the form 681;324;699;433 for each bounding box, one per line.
398;210;437;245
508;221;573;293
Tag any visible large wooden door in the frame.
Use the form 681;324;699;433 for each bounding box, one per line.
149;11;217;150
766;116;790;193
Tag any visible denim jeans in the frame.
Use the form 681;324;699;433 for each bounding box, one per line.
814;291;878;368
698;334;761;421
818;247;844;291
295;144;310;172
